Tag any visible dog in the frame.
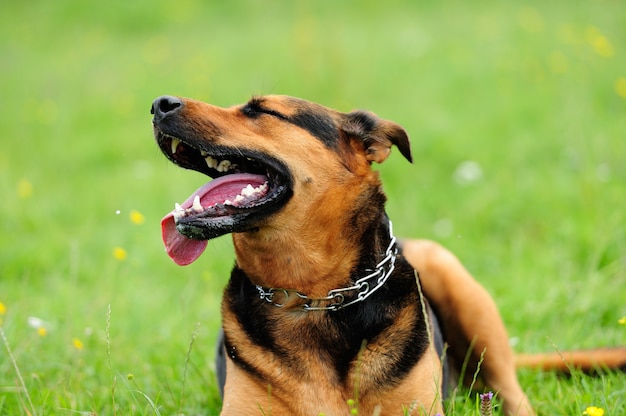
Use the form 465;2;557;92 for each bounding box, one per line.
151;94;626;415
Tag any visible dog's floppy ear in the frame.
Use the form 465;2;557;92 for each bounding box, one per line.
342;111;412;164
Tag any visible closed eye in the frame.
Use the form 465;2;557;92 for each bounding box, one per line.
241;98;288;120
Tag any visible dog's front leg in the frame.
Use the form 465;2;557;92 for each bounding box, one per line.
401;239;535;416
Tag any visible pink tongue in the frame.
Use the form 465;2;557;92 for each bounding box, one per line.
161;173;268;266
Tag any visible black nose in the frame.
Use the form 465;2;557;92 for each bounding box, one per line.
151;95;183;122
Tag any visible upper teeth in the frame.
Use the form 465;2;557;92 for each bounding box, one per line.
169;140;241;174
217;160;231;172
205;156;219;169
171;138;181;154
205;156;238;172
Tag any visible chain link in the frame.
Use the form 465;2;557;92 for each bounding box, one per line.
256;222;398;312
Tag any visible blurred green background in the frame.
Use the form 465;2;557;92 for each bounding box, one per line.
1;0;624;414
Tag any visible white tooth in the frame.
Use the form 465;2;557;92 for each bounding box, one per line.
217;160;231;172
205;156;218;169
192;195;203;211
171;138;181;154
224;199;232;205
234;195;245;203
200;150;208;157
242;184;255;196
173;203;185;221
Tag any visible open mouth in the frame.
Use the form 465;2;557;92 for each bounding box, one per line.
155;129;293;265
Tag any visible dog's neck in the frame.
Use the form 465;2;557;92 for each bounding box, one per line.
255;220;397;311
231;211;394;300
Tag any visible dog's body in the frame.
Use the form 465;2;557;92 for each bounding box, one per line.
151;95;626;416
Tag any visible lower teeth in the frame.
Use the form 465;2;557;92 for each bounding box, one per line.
173;182;269;219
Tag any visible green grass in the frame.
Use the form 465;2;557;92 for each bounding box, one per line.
1;0;625;414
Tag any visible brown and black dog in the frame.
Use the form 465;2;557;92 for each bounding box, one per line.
151;95;626;416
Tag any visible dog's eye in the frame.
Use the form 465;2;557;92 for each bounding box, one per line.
241;102;263;118
241;100;287;120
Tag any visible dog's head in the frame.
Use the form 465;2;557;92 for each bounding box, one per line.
152;95;411;265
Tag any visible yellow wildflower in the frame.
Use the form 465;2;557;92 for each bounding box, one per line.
583;406;604;416
28;316;47;332
0;301;6;315
17;179;33;199
619;316;626;326
72;338;84;351
113;247;127;261
27;316;49;336
615;77;626;99
129;210;145;225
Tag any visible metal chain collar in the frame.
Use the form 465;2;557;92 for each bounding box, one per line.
256;221;398;312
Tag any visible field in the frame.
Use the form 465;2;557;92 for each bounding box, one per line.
1;0;625;414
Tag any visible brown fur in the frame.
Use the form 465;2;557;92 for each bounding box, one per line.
151;95;626;416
